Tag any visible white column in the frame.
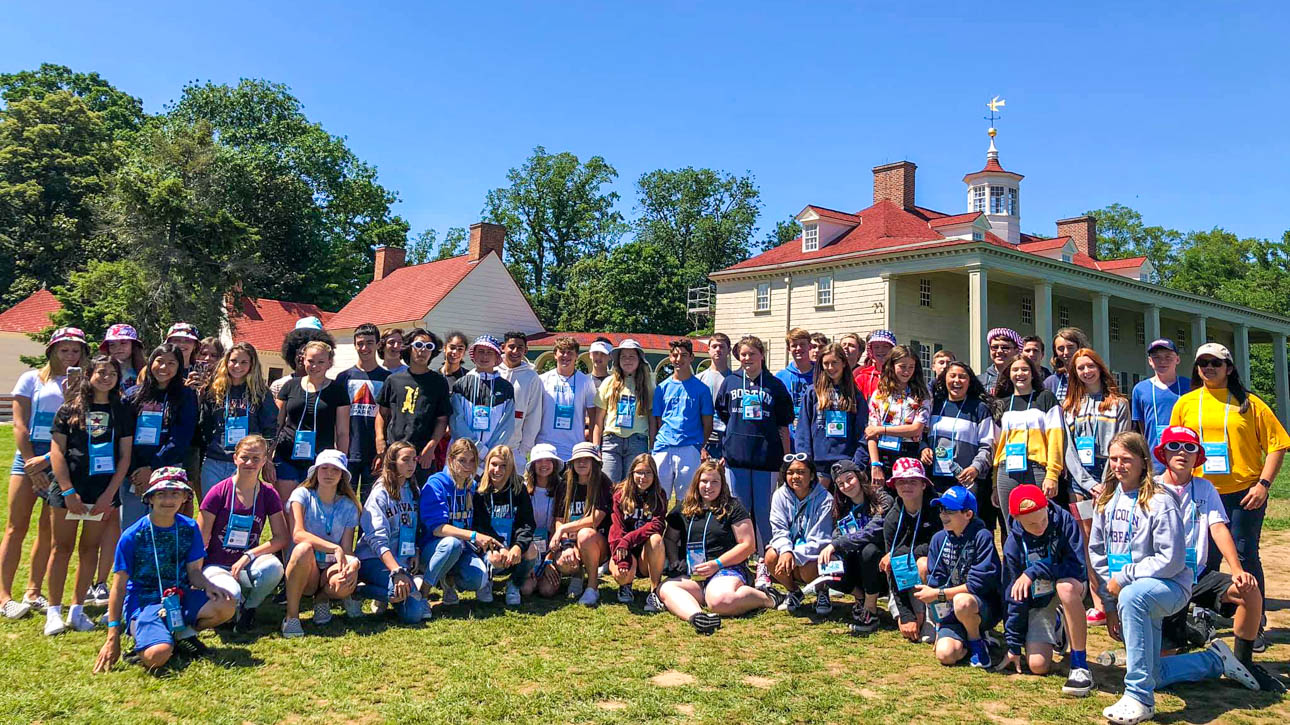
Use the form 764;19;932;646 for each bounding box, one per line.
969;267;989;374
1033;280;1053;346
1234;323;1251;385
1191;314;1207;353
1092;292;1111;365
1145;304;1161;345
1275;333;1289;428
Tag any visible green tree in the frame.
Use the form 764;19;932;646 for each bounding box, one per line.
1085;203;1182;282
407;226;468;264
761;215;802;252
0;63;146;141
483;146;627;324
558;241;687;334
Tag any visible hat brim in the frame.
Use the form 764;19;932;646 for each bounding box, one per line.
306;461;353;487
887;474;929;488
569;452;602;463
1153;440;1206;468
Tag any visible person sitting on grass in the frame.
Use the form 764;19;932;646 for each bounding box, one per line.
282;449;361;638
470;445;538;607
914;485;1002;668
760;454;834;614
1153;426;1284;693
878;457;942;642
92;467;236;673
537;442;612;606
608;453;668;613
355;442;429;623
520;444;562;597
1090;432;1259;725
658;459;778;635
815;460;888;634
419;439;494;607
997;484;1093;697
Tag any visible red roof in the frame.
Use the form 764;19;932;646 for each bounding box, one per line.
965;156;1024;179
1097;256;1148;271
228;297;335;352
527;332;709;354
927;212;983;228
326;256;478;330
0;289;62;333
1018;236;1071;253
803;205;862;224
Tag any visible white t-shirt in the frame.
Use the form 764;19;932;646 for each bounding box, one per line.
531;485;555;535
698;367;730;433
1158;474;1228;571
536;369;597;459
11;370;66;443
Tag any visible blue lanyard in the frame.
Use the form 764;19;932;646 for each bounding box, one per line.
1149;378;1181;430
1197;390;1232;444
934;398;967;444
1110;489;1137;554
148;519;181;593
227;479;260;519
686;512;713;548
487;488;514;520
894;504;922;548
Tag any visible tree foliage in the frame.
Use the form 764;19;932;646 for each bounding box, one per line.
0;63;145;141
761;215;802;252
1086;203;1183;283
557;241;687;334
407;226;468;264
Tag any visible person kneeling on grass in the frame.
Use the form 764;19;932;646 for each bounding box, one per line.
419;439;494;607
880;458;942;642
471;445;538;606
997;484;1093;696
1090;432;1259;725
609;453;668;612
659;459;777;634
536;442;612;606
914;485;1002;668
1154;426;1283;693
761;453;834;614
356;442;430;623
92;468;236;673
816;460;888;633
198;435;287;635
282;449;361;638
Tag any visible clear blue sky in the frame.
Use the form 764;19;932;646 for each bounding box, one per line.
5;2;1288;246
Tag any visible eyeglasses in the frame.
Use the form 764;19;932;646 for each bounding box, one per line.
1196;358;1226;369
409;341;437;352
783;452;808;463
1164;441;1201;454
989;344;1014;352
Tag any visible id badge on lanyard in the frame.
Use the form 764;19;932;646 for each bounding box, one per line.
825;409;847;439
1202;443;1230;475
686;513;711;576
930;600;953;623
741;392;763;421
471;404;491;432
615;394;637;429
89;434;116;475
1005;442;1027;473
292;429;316;461
837;513;860;536
1076;436;1096;469
1025;546;1055;597
135;409;163;446
30;410;54;442
224;415;249;450
1184;547;1199;583
554;378;575;431
398;523;416;558
161;590;186;633
1107;491;1134;576
491;493;515;546
934;443;959;476
891;553;920;591
224;513;255;550
534;527;549;555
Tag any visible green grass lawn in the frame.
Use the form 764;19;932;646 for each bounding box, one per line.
1;425;1288;723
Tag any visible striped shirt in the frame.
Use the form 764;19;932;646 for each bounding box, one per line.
992;389;1065;482
1062;393;1131;496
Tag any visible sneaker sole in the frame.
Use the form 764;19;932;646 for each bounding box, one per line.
1062;684;1093;697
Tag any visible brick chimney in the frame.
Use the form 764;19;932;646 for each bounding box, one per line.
469;222;506;260
373;245;406;282
1056;216;1098;260
873;161;917;209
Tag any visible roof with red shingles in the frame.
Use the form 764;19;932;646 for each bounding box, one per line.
228;297;335;352
0;289;62;333
802;205;862;224
928;212;985;228
325;255;478;330
1018;236;1072;252
527;332;709;354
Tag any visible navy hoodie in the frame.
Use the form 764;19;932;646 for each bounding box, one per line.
715;370;794;471
926;517;1003;629
794;385;870;469
877;490;941;623
1001;502;1088;654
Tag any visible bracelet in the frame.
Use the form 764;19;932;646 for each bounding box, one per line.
107;620;121;629
61;489;77;497
242;551;257;563
1258;478;1273;490
714;558;723;571
470;531;477;543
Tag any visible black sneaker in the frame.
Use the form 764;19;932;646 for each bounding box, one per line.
1184;607;1216;649
1254;627;1269;653
1250;663;1287;694
233;606;257;635
758;584;785;610
1063;667;1094;697
175;636;210;657
850;604;878;634
272;587;287;606
688;612;721;635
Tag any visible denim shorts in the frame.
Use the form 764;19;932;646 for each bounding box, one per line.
129;590;209;652
10;442;51;476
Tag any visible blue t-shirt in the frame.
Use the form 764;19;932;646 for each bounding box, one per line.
287;487;361;547
113;514;205;620
774;362;815;445
1131;376;1190;470
651;375;715;450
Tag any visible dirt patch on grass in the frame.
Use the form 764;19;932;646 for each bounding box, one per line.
596;700;627;711
651;670;696;687
516;683;539;695
980;701;1029;725
675;703;695;716
743;675;776;689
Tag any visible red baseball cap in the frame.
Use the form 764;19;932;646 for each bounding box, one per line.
1153;425;1206;467
1008;484;1047;518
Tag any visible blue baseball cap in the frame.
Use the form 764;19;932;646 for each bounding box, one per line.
1147;338;1177;354
931;485;977;514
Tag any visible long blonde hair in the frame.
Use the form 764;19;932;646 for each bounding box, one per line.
479;445;523;495
603;348;653;421
1095;432;1162;513
210;342;269;407
559;455;607;520
445;438;479;490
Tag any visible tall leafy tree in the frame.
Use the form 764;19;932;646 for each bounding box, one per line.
0;63;146;141
558;241;687;334
634;167;760;288
407;226;468;264
1085;203;1182;282
761;215;802;252
483;146;626;324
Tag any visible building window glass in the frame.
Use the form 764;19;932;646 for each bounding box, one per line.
1117;372;1130;391
912;340;931;371
816;276;833;307
1006;187;1018;216
971;185;987;212
1176;327;1187;349
972;230;984;241
1059;305;1070;327
1110;318;1121;342
1061;252;1073;264
990;186;1006;214
1136;320;1145;345
919;278;931;307
1021;296;1033;325
803;223;819;252
755;282;770;312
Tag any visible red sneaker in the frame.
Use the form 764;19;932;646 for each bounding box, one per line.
1086;607;1106;626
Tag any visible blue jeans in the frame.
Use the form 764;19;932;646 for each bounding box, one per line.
601;433;648;484
204;556;285;609
201;458;237;497
356;557;428;623
1221;489;1266;601
496;554;537;587
420;536;488;592
1118;577;1191;707
728;467;774;551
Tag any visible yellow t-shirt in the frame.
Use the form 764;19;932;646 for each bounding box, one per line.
1169;386;1290;494
596;376;652;438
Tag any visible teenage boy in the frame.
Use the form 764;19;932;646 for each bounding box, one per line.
589;338;613;389
92;468;236;673
449;335;517;471
854;330;896;400
375;329;451;482
810;333;830;364
379;329;406;374
775;327;815;446
978;328;1023;393
652;339;714;500
498;331;543;467
915;485;1002;669
1020;336;1054;385
999;484;1093;696
335;323;391;499
1154;426;1283;692
698;333;732;461
536;336;598;460
1131;339;1189;473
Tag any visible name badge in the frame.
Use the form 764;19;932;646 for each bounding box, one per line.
741;395;763;421
1184;547;1199;583
223;512;255;550
161;591;185;633
1107;551;1131;576
89;438;116;475
471;403;491;432
30;410;54;442
1031;578;1055;597
837;514;859;535
1004;442;1027;473
616;395;637;429
534;527;549;555
1076;436;1095;468
931;600;953;623
686;540;706;576
934;444;959;477
825;410;847;439
224;415;249;451
492;509;514;546
1201;442;1230;475
135;410;163;446
820;559;845;575
398;524;416;558
877;434;901;451
292;429;316;461
891;553;921;591
554;402;575;430
315;549;336;567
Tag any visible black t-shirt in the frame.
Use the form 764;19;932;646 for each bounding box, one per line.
52;400;135;498
275;378;351;461
335;365;392;465
376;369;452;449
551;473;613;535
666;498;752;563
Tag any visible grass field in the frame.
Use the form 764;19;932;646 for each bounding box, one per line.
1;426;1289;723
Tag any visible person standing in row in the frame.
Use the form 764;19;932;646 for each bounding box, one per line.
992;355;1065;531
199;343;278;496
376;329;450;484
379;329;406;374
536;337;598;461
979;328;1023;394
101;324;146;391
439;332;469;385
274;341;350;514
865;345;931;486
853;330;896;400
1020;336;1053;386
1044;327;1091;402
838;333;863;370
499;332;543;468
124;344;198;528
448;335;515;473
652;339;712;502
795;343;869;488
775;327;815;447
1131;339;1188;473
594;339;655;483
334;324;391;502
697;333;732;461
588;339;614;390
921;361;996;516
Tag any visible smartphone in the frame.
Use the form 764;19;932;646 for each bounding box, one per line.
65;366;83;387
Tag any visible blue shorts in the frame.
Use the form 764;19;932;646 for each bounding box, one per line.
10;442;51;476
128;589;209;652
275;460;309;482
934;594;997;643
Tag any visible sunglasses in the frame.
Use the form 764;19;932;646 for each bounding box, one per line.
1164;441;1201;454
409;340;437;352
1196;358;1226;369
783;452;809;463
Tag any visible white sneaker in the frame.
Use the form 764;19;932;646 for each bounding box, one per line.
341;597;363;619
281;617;304;638
441;583;459;606
1211;639;1258;691
476;584;494;604
505;582;522;606
1103;694;1154;725
2;599;32;619
313;601;333;625
44;608;66;636
371;600;388;615
67;607;96;632
23;594;48;613
578;587;599;607
644;590;664;614
568;576;585;600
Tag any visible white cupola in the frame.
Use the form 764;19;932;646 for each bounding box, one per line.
963;127;1024;244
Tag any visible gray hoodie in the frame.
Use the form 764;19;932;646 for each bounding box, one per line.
768;482;834;560
499;359;543;467
355;478;419;567
1087;484;1189;605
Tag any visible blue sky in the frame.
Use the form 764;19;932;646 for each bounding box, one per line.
5;2;1288;247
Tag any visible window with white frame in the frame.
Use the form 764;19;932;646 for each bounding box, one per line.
919;278;931;307
972;230;984;241
1059;305;1070;327
1117;372;1130;391
1006;187;1018;216
1061;252;1073;263
816;275;833;307
911;340;931;371
1021;296;1033;325
990;186;1006;214
1111;317;1121;342
803;223;819;252
971;185;987;212
755;282;770;312
1136;320;1145;345
1176;327;1187;348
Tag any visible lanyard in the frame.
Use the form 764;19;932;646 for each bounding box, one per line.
297;384;319;432
1197;390;1232;444
473;372;496;440
741;370;763;399
228;478;261;520
894;504;923;549
487;488;514;520
934;398;967;445
686;511;714;549
148;519;181;593
789;487;814;541
1006;392;1036;444
558;373;576;407
318;494;337;538
451;484;471;523
881;389;910;426
1109;489;1137;555
1149;378;1181;430
929;535;964;585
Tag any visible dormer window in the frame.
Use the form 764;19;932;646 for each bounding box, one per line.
803;223;819;252
972;230;984;241
970;185;986;212
1007;187;1018;215
1061;252;1072;263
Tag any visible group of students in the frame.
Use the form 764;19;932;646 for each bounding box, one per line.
3;319;1287;722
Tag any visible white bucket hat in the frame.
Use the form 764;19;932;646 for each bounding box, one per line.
610;338;644;368
306;449;352;487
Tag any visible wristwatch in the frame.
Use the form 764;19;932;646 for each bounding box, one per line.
938;588;946;603
1258;478;1273;491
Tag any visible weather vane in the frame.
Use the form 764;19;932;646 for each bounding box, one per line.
985;96;1005;134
